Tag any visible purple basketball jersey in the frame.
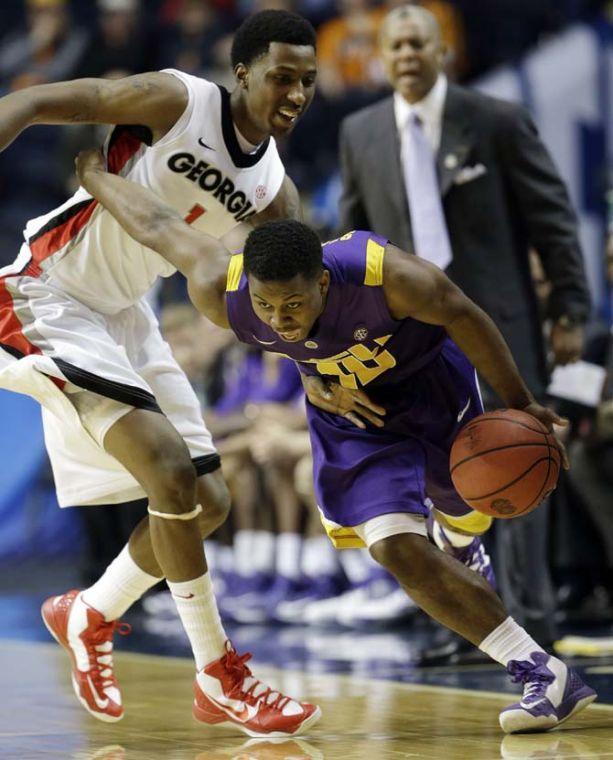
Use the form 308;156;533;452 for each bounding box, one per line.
225;231;483;529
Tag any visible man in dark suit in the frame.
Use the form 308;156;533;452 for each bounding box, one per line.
338;5;591;657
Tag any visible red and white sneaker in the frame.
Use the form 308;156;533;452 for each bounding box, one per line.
41;589;130;722
193;642;321;738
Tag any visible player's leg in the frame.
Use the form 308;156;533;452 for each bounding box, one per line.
361;521;596;733
105;409;321;736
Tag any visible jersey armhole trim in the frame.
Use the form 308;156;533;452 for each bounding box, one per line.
226;253;244;291
364;238;385;286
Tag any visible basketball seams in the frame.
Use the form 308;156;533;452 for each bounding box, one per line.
461;455;552;501
450;441;551;474
462;415;549;436
450;409;561;518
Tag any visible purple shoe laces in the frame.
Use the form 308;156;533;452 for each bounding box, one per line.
507;653;555;705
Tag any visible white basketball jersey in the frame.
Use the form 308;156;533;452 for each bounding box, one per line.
16;70;285;314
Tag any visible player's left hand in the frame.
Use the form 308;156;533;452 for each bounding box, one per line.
518;400;570;470
75;148;105;183
301;375;386;429
549;320;584;365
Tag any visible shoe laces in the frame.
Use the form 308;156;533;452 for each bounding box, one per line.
507;656;554;704
222;643;291;711
84;620;131;691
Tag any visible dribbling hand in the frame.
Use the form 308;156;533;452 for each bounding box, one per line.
301;375;386;429
517;400;570;470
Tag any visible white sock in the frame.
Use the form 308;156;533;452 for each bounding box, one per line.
432;521;474;549
82;545;162;621
167;573;227;670
479;616;547;666
276;532;302;580
302;536;339;578
234;530;255;576
252;530;275;575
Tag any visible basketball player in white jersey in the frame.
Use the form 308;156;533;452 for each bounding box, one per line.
0;10;321;737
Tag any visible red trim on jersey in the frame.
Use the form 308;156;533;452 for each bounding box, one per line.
24;128;144;272
107;129;144;175
28;200;99;273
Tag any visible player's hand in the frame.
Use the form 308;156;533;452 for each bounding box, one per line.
75;148;105;184
550;320;584;365
301;375;386;429
519;401;570;470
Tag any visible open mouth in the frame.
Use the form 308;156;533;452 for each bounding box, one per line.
276;107;300;126
277;328;302;341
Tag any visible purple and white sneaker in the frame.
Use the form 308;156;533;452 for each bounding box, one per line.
500;651;597;734
427;514;496;588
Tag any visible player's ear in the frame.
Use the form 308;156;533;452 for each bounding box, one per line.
235;63;248;89
319;269;330;295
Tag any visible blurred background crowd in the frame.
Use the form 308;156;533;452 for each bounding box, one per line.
0;0;612;660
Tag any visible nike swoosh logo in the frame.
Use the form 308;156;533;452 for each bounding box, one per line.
457;398;471;423
172;592;194;599
198;137;214;150
520;698;547;709
252;334;277;345
206;694;258;722
86;674;110;709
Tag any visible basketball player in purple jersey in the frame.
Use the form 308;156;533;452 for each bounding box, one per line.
75;148;597;734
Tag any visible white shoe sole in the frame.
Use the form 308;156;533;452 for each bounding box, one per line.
194;704;322;738
500;693;596;734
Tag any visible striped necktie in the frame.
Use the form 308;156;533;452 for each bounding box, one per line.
403;112;453;270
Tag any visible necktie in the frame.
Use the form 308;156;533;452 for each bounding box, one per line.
403;113;453;270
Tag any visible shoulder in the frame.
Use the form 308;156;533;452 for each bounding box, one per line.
448;83;531;131
341;96;393;139
323;230;388;285
160;68;217;94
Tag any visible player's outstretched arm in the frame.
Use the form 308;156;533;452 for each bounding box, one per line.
0;72;187;152
76;149;229;328
383;245;567;436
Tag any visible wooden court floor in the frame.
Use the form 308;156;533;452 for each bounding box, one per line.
2;641;613;760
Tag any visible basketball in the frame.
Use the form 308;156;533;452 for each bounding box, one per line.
450;409;561;518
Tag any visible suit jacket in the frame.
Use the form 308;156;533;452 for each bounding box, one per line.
339;83;591;398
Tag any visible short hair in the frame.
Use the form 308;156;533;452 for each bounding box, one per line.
243;220;323;282
231;10;317;68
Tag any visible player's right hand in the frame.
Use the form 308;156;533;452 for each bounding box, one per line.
75;148;105;184
302;375;386;429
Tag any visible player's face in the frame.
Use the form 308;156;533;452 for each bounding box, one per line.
380;14;445;103
248;270;329;342
240;42;317;139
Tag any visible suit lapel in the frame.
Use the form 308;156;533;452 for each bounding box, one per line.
437;85;475;197
373;98;408;217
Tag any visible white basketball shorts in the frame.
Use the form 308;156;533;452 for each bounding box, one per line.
0;274;218;507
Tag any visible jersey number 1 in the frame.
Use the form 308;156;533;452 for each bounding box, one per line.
184;203;206;225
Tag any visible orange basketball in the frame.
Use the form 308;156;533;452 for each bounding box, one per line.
450;409;561;518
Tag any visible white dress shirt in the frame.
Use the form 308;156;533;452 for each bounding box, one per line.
394;74;448;156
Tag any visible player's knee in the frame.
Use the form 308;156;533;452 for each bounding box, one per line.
204;483;232;533
147;453;197;514
369;532;427;577
194;471;232;536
